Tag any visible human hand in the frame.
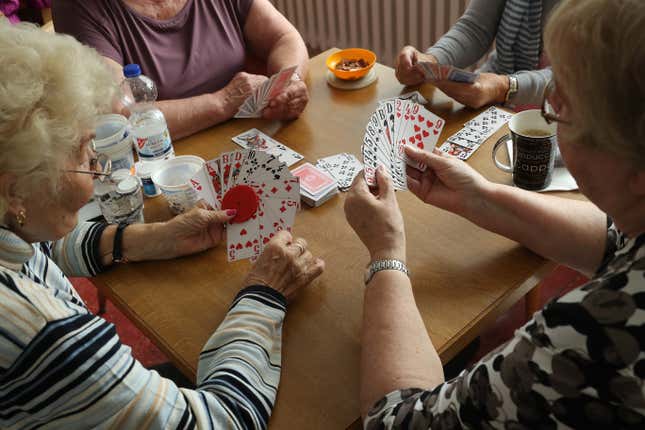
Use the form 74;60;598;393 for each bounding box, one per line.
395;46;437;87
262;79;309;120
242;230;325;301
344;166;406;262
159;207;237;259
434;72;509;109
221;71;269;113
404;145;491;217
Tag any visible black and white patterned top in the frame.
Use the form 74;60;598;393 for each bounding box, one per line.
365;221;645;429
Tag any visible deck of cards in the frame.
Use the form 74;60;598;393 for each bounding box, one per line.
439;107;512;160
291;163;339;207
362;100;446;190
235;65;297;118
232;129;303;167
315;153;363;191
189;149;300;262
417;61;480;84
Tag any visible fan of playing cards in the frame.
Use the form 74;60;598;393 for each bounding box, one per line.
190;149;300;262
235;66;298;118
362;99;446;190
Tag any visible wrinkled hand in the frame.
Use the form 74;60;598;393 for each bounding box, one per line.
262;79;309;120
405;145;491;216
243;230;325;300
161;207;236;259
395;46;437;87
434;72;509;109
221;71;269;113
344;167;406;262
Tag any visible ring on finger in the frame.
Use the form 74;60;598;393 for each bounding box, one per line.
292;240;307;255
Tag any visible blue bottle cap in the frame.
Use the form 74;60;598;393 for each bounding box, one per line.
123;64;142;78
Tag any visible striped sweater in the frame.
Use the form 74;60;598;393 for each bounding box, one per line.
0;223;286;429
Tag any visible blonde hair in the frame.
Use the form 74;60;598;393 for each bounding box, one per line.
545;0;645;166
0;20;117;218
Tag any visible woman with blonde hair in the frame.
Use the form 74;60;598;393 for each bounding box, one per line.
0;21;323;429
346;0;645;427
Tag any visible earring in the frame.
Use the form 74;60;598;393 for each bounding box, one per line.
15;210;26;228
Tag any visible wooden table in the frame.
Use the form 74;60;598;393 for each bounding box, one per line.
95;49;579;429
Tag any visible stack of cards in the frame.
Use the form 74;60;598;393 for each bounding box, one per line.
291;163;339;207
235;65;297;118
417;62;480;84
315;153;363;191
438;107;513;160
232;128;303;167
362;100;446;190
190;149;300;262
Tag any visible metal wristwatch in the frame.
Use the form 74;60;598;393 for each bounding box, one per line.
505;75;518;104
364;259;410;286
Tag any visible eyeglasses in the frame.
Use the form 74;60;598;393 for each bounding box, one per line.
66;152;112;181
541;80;570;125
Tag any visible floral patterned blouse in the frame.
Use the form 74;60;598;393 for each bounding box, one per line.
365;221;645;429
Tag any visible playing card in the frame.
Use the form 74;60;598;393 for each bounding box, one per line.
438;140;476;160
447;67;480;84
291;163;337;197
234;65;297;118
316;153;363;190
191;149;299;262
379;91;428;106
232;129;304;167
463;107;512;139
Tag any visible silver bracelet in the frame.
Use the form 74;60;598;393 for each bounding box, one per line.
363;259;410;286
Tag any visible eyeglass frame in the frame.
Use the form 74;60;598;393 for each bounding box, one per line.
65;140;112;181
541;80;571;125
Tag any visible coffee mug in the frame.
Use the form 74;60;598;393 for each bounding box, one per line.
492;109;558;190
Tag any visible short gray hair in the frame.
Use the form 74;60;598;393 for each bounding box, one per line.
545;0;645;166
0;20;117;218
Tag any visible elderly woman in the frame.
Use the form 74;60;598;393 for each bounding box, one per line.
346;0;645;427
51;0;309;139
396;0;560;109
0;22;323;429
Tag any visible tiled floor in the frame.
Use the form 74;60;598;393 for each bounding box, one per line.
72;265;588;383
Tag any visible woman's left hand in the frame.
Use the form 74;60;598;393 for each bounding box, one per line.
157;207;236;259
262;79;309;120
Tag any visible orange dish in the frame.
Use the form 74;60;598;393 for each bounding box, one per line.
326;48;377;81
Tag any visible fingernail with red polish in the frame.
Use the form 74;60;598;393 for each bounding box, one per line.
226;209;237;216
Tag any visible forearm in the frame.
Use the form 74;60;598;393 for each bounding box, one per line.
99;222;173;266
156;90;235;140
511;68;553;106
427;0;506;68
264;32;309;78
467;183;607;275
360;270;443;419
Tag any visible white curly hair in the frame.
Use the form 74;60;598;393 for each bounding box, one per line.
545;0;645;166
0;19;117;219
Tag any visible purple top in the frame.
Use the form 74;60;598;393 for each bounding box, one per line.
52;0;253;100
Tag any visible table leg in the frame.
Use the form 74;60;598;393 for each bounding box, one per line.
98;290;107;315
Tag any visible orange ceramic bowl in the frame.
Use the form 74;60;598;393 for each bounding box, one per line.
326;48;377;81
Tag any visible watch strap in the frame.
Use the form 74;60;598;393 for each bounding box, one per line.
365;259;409;286
112;223;129;264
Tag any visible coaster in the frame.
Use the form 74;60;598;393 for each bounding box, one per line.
326;69;378;90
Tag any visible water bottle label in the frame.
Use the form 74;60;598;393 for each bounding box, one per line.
135;129;173;159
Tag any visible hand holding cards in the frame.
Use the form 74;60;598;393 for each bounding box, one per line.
235;66;297;118
362;100;445;190
417;61;480;84
189;149;300;262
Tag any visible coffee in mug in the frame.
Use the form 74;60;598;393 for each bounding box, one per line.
492;109;558;190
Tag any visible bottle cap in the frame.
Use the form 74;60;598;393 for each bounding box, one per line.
116;176;140;195
110;168;131;183
123;64;142;78
221;185;259;223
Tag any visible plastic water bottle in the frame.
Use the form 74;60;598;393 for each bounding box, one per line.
95;169;145;224
122;64;175;162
